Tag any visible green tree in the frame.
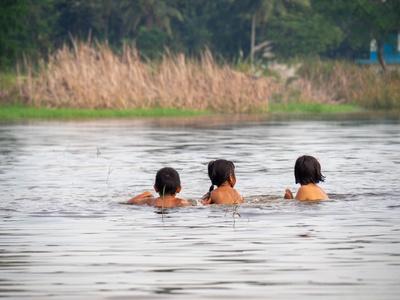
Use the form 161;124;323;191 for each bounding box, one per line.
98;0;125;45
135;26;167;59
100;0;113;41
350;0;400;72
54;0;103;41
206;0;249;59
314;0;400;72
264;3;342;59
21;0;55;60
244;0;310;65
0;0;28;68
171;0;215;56
120;0;182;38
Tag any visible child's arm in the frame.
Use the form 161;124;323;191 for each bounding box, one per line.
284;188;294;199
127;191;154;204
201;192;212;205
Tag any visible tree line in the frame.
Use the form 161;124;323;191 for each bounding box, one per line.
1;0;399;70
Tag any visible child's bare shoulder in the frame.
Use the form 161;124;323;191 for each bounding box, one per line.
210;187;244;204
150;197;190;207
174;198;190;207
210;188;226;203
233;188;245;203
295;185;313;200
296;184;327;200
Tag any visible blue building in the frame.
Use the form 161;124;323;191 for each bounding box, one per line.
359;30;400;64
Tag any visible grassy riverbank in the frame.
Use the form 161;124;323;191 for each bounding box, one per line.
1;42;399;115
0;106;211;120
267;103;361;113
8;42;279;113
0;104;361;120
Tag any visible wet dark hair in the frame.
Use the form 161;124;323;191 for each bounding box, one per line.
294;155;325;185
155;167;181;195
208;159;235;192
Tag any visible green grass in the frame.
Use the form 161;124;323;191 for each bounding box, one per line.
0;103;362;120
0;106;212;120
266;103;361;113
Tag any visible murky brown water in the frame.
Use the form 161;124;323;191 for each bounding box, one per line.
1;113;400;299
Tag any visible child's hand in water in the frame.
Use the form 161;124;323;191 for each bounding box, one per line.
284;189;294;199
201;193;212;205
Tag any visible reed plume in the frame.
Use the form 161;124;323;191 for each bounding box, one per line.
19;41;280;113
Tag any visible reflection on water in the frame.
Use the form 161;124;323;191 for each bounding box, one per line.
1;113;400;299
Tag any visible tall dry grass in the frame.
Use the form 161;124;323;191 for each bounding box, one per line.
294;60;400;109
19;41;280;113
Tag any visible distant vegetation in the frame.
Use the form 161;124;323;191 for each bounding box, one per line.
10;42;279;113
1;0;399;114
0;42;399;116
295;60;400;109
1;0;399;68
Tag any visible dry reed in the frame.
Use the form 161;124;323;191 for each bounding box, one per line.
19;41;280;113
294;60;400;109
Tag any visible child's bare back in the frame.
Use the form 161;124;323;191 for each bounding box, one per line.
284;155;328;201
285;184;328;200
202;159;245;205
204;185;244;205
128;192;189;207
127;167;190;208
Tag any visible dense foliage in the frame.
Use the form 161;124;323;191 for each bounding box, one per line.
0;0;399;68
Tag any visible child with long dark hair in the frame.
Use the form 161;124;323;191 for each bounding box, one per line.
284;155;328;200
201;159;245;205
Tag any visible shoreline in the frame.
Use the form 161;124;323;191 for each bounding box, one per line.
0;104;365;120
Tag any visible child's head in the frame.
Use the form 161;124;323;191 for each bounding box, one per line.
294;155;325;185
154;167;181;196
208;159;236;188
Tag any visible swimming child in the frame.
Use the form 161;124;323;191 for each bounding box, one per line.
284;155;328;200
201;159;245;205
127;167;190;207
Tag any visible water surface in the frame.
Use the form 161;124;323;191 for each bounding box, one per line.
1;113;400;299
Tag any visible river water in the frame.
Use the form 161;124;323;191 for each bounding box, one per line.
1;113;400;299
